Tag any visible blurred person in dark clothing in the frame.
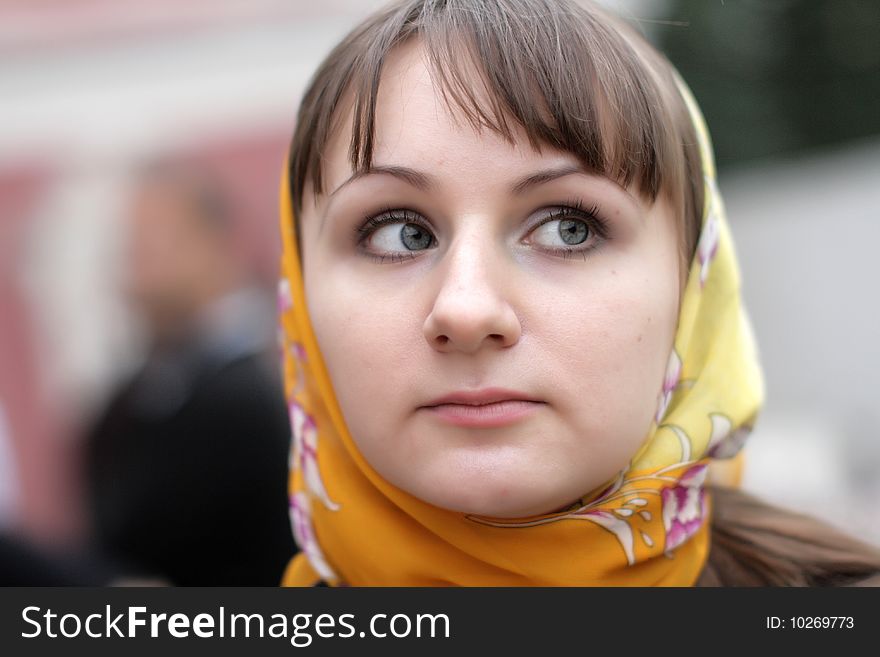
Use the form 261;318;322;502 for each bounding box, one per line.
83;162;295;586
0;532;118;586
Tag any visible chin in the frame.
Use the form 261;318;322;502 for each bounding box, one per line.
371;435;588;518
410;471;573;519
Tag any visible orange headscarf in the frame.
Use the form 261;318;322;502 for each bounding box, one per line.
277;78;763;586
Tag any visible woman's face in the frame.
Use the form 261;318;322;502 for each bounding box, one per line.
300;42;681;518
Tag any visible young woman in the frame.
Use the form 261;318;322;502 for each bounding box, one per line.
276;0;880;586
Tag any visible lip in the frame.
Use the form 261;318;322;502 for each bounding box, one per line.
419;388;545;428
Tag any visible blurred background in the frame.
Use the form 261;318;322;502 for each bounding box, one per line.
0;0;878;571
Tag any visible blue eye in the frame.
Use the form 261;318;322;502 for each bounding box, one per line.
370;222;434;251
356;203;606;263
525;203;606;256
530;218;591;247
357;210;437;260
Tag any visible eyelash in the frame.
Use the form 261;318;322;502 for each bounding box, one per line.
530;200;608;261
354;200;609;263
355;209;431;263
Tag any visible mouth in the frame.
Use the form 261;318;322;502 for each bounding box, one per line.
419;388;545;428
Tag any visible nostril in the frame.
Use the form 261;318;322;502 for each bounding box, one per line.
436;335;449;346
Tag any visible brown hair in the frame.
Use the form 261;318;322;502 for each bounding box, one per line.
698;486;880;587
288;0;703;267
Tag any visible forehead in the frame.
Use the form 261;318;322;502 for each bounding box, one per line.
319;40;582;196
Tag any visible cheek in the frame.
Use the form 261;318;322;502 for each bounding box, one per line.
304;270;421;433
536;270;678;435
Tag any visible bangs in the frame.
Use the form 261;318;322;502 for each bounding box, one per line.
290;0;701;259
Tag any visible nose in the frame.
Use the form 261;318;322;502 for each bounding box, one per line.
422;236;522;354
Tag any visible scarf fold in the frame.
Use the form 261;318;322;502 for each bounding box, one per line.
277;79;763;586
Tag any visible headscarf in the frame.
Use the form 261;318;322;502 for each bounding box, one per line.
277;76;764;586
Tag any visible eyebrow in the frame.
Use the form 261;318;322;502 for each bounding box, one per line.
510;164;585;194
329;165;434;197
328;163;588;198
